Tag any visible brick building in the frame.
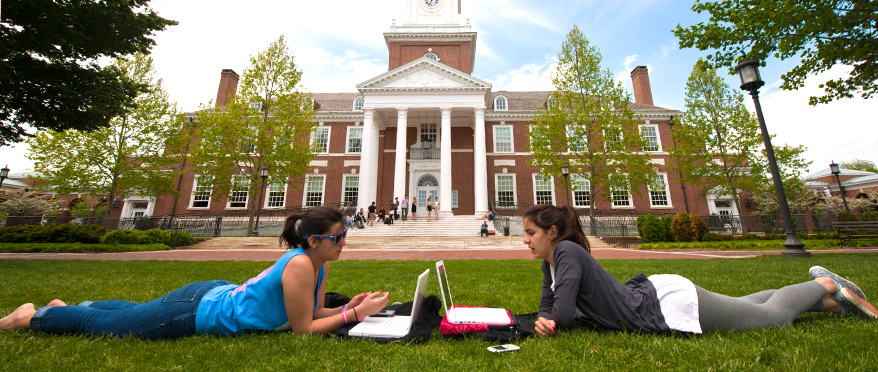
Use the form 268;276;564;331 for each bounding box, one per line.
120;0;750;220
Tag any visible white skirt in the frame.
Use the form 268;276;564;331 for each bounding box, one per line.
648;274;702;334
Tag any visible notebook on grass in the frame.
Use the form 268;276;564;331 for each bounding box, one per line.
435;260;512;325
348;269;429;338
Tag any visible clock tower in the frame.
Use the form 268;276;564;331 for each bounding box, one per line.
386;0;476;73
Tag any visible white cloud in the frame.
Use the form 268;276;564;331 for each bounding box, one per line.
746;65;878;173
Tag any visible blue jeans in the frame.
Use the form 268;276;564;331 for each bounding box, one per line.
30;280;232;339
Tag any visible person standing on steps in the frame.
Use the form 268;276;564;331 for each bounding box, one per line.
433;198;440;221
401;196;409;221
426;197;432;222
391;197;399;220
367;202;376;227
411;197;418;221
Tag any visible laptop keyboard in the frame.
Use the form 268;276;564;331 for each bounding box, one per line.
383;316;409;331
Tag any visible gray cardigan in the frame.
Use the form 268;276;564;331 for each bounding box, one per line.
539;240;671;333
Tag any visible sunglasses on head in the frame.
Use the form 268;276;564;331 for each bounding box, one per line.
305;227;348;245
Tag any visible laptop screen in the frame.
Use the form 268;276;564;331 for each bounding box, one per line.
409;269;430;321
435;260;454;311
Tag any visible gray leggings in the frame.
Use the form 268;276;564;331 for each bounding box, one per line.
696;281;827;332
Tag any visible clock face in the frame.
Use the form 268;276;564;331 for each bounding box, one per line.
424;0;440;7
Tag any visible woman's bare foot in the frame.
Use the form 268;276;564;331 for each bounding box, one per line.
822;295;841;314
0;303;37;331
47;299;67;307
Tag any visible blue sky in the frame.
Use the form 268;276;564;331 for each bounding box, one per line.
2;0;875;175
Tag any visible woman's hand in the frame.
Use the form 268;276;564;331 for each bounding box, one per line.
345;292;369;310
535;317;556;337
353;291;390;318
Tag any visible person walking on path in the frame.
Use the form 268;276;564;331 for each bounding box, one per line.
411;197;418;221
521;204;877;338
367;202;376;227
401;196;409;221
0;206;391;339
426;197;433;222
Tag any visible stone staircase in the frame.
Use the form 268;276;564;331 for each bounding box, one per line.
347;213;495;237
586;236;614;249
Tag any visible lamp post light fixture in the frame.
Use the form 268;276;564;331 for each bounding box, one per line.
0;165;9;188
829;160;851;213
252;167;270;237
560;164;571;206
735;56;809;258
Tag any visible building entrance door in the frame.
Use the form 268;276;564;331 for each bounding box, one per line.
417;174;439;206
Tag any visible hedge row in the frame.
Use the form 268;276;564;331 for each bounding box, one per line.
0;243;171;253
0;224;196;247
636;213;708;243
639;239;850;250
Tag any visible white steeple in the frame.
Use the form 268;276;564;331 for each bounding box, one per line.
404;0;460;25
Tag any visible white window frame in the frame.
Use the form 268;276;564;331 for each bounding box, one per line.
639;124;662;152
226;175;250;209
189;175;213;209
341;175;359;207
424;52;438;61
303;175;326;207
311;126;330;154
610;174;633;209
495;174;517;208
452;190;458;208
265;181;286;208
493;125;513;153
532;174;556;205
648;173;673;208
345;126;363;154
352;96;364;111
571;174;591;208
494;95;508;111
566;125;587;152
603;128;623;151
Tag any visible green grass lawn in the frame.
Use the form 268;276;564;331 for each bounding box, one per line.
2;255;878;370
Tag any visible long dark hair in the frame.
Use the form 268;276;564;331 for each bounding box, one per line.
523;204;590;253
280;206;345;250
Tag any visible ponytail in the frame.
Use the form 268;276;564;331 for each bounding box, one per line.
523;204;590;253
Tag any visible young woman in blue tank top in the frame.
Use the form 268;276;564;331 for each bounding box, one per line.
523;204;877;337
0;206;390;339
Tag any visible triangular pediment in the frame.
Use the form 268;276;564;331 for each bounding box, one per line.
357;57;491;91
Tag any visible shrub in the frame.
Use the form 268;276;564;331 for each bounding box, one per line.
636;215;649;237
100;229;145;245
0;224;107;244
691;214;709;241
143;229;171;245
639;215;668;243
169;231;196;247
860;211;878;221
661;215;674;242
670;213;694;242
837;211;858;222
701;233;734;242
0;243;170;253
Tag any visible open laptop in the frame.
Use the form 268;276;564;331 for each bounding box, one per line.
435;260;512;325
348;269;429;338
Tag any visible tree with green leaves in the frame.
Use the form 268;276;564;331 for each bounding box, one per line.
27;53;186;218
750;144;815;214
840;159;878;173
191;36;316;236
674;0;878;105
529;26;656;233
669;61;765;232
1;0;176;146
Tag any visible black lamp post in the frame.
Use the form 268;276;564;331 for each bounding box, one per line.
0;165;9;188
252;167;269;237
735;56;809;258
561;164;571;206
829;160;850;213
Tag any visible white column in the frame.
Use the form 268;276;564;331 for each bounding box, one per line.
393;108;408;203
473;107;488;214
440;107;453;216
369;118;379;206
357;109;375;210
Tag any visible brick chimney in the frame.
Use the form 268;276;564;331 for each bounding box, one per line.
215;69;239;107
630;66;653;106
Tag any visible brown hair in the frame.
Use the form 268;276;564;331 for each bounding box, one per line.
523;204;590;253
280;206;344;250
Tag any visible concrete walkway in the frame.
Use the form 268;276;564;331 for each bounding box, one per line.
0;236;876;261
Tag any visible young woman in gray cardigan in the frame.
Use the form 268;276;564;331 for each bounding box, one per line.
522;205;877;336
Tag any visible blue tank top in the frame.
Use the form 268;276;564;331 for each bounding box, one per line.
195;248;325;335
